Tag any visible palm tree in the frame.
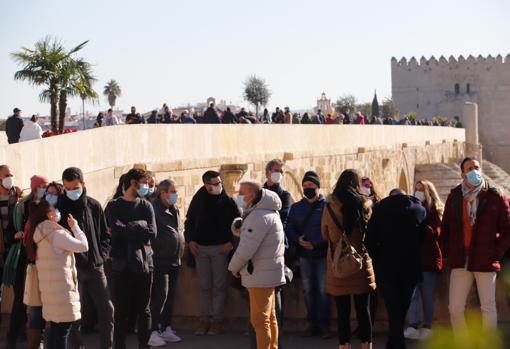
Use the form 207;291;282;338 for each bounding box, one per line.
11;36;93;131
58;58;98;131
103;80;122;108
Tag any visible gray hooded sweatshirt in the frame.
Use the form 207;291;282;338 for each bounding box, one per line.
228;189;286;289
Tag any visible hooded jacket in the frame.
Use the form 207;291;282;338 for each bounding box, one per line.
228;189;286;289
366;194;427;284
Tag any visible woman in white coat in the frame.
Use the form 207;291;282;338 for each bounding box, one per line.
228;182;286;349
19;115;43;142
30;200;88;349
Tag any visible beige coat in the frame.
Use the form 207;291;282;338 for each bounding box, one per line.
321;195;376;296
34;220;82;323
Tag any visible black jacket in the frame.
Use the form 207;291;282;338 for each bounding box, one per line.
263;183;291;225
203;107;221;124
366;194;427;284
151;198;184;268
106;197;157;273
57;191;110;270
222;111;238;124
6;116;24;144
184;186;240;245
125;113;145;124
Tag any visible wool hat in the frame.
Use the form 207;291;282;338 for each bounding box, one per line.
302;171;320;188
30;175;48;192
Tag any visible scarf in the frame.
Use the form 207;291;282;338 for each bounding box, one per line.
461;179;485;226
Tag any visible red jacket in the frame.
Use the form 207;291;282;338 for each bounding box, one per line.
441;183;510;272
421;206;443;272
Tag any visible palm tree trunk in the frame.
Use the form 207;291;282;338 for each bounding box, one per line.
58;91;67;132
255;104;259;120
50;91;58;131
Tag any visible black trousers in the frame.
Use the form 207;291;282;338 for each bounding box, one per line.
47;321;74;349
6;259;27;347
150;265;179;331
70;265;114;349
335;293;372;345
381;280;417;349
112;270;152;349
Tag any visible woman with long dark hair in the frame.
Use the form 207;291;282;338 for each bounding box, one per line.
321;169;376;349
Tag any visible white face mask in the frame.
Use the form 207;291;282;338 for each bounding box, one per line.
270;172;283;184
210;184;222;195
54;209;62;223
361;186;371;196
414;191;426;202
2;176;14;190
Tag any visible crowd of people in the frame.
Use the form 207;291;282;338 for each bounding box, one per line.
4;104;461;145
1;155;509;349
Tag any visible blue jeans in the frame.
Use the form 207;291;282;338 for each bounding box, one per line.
408;272;437;328
300;257;330;329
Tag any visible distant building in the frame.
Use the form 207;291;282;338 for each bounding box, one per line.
315;92;335;115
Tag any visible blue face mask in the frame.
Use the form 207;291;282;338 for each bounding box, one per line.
137;183;150;197
235;195;246;209
168;193;178;205
147;187;155;196
466;169;483;187
66;188;83;201
45;194;58;206
36;187;47;199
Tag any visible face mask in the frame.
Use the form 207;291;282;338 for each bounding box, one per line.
414;191;426;202
66;188;83;201
168;193;178;205
466;169;483;187
303;188;317;200
54;209;62;223
235;195;246;209
270;172;283;184
2;176;14;190
36;187;46;199
45;194;58;206
210;184;222;195
137;183;150;197
360;186;371;196
147;187;155;196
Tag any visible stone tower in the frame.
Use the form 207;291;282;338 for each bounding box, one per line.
391;54;510;172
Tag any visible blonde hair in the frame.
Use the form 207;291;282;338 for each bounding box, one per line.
417;180;444;219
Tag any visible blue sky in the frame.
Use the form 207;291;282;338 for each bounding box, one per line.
0;0;509;117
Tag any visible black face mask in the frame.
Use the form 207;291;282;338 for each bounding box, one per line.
304;188;317;200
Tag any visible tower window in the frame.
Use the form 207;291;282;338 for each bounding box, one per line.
466;83;471;94
454;83;460;95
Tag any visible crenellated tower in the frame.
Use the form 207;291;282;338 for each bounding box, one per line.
391;54;510;172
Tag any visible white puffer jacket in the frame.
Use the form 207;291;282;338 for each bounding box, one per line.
228;189;286;289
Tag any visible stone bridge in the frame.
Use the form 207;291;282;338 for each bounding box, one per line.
3;124;495;328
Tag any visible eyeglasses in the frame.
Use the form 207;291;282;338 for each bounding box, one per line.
207;181;222;187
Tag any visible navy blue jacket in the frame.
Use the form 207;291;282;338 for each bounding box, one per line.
285;195;327;259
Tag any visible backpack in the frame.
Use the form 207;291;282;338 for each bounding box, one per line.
325;203;364;278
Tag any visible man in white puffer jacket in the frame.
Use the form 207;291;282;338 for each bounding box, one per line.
228;181;286;349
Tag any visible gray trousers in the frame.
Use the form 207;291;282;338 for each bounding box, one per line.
70;265;114;349
195;244;228;321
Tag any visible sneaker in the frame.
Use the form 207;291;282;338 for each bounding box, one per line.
404;326;420;340
162;326;182;343
208;321;222;336
194;320;210;336
147;331;167;347
419;328;432;340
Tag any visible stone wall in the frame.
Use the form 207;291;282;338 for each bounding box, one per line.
1;124;475;325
